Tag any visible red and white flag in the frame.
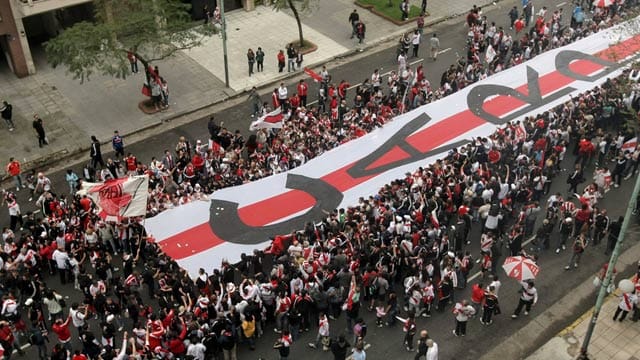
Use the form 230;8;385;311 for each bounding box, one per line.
80;175;149;221
304;67;323;82
249;107;285;131
622;137;637;152
514;123;527;142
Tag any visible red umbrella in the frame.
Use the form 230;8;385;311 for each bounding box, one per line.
593;0;613;8
502;256;540;281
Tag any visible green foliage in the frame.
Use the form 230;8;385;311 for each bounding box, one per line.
45;0;213;82
270;0;315;13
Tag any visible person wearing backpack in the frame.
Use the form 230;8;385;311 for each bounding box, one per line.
219;325;237;360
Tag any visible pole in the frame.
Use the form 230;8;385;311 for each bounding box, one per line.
220;0;230;88
578;172;640;359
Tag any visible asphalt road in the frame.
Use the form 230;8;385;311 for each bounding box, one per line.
5;1;640;359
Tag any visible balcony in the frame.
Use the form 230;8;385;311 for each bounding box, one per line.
13;0;93;18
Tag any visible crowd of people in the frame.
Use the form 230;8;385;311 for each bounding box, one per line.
1;1;640;360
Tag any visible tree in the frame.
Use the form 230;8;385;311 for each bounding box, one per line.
271;0;317;48
45;0;213;95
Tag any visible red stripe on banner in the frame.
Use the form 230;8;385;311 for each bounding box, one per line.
159;34;640;260
157;223;224;258
365;145;412;171
406;111;486;152
264;114;284;124
597;34;640;61
238;190;316;226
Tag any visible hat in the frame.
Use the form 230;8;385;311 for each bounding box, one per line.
107;314;115;323
40;231;47;238
25;298;34;306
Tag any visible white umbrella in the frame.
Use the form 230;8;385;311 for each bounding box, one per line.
502;256;540;281
619;279;635;293
593;0;614;8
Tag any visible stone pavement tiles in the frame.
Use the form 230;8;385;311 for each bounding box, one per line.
0;45;230;169
184;6;350;92
527;290;640;360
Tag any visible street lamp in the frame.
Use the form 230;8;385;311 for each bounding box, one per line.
220;0;230;88
577;172;640;359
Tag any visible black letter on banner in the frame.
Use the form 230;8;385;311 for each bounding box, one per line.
467;66;575;125
208;174;343;244
555;50;618;82
347;113;431;178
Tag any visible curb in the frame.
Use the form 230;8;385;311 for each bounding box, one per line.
480;237;640;360
0;0;499;186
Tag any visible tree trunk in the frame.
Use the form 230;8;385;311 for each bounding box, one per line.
288;0;304;47
134;52;153;99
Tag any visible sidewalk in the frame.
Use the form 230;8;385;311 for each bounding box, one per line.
527;284;640;359
480;238;640;360
0;0;492;178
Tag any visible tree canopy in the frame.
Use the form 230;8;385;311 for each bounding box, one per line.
45;0;213;82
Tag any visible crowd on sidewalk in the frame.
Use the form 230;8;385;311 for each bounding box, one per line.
1;2;640;360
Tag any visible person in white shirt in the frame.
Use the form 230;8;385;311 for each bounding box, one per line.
452;300;476;336
613;292;638;322
277;82;288;110
426;339;439;360
488;275;502;297
69;303;88;335
186;338;207;360
52;247;70;284
308;312;329;349
512;281;538;318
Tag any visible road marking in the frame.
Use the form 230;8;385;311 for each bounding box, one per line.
438;47;452;55
557;1;566;7
308;59;424;106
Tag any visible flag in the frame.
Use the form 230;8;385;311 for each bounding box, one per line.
304;67;323;82
79;175;149;221
514;123;527;142
249;107;285;131
622;137;637;152
430;208;440;229
485;44;497;64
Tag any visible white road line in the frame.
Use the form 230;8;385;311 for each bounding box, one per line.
308;59;424;105
557;1;566;7
438;47;452;55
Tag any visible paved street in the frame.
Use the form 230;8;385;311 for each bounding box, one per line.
3;2;640;360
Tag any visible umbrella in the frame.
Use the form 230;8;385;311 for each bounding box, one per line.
502;256;540;281
593;0;613;8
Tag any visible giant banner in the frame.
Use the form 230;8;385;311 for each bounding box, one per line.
147;19;640;275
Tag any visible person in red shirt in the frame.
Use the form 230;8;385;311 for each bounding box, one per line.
0;321;16;356
338;80;350;99
277;50;286;72
271;88;280;109
79;195;92;213
471;282;485;312
125;153;137;174
297;79;308;107
5;158;23;191
52;315;73;352
289;93;300;109
72;350;88;360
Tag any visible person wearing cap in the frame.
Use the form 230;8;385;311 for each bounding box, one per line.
100;313;117;347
